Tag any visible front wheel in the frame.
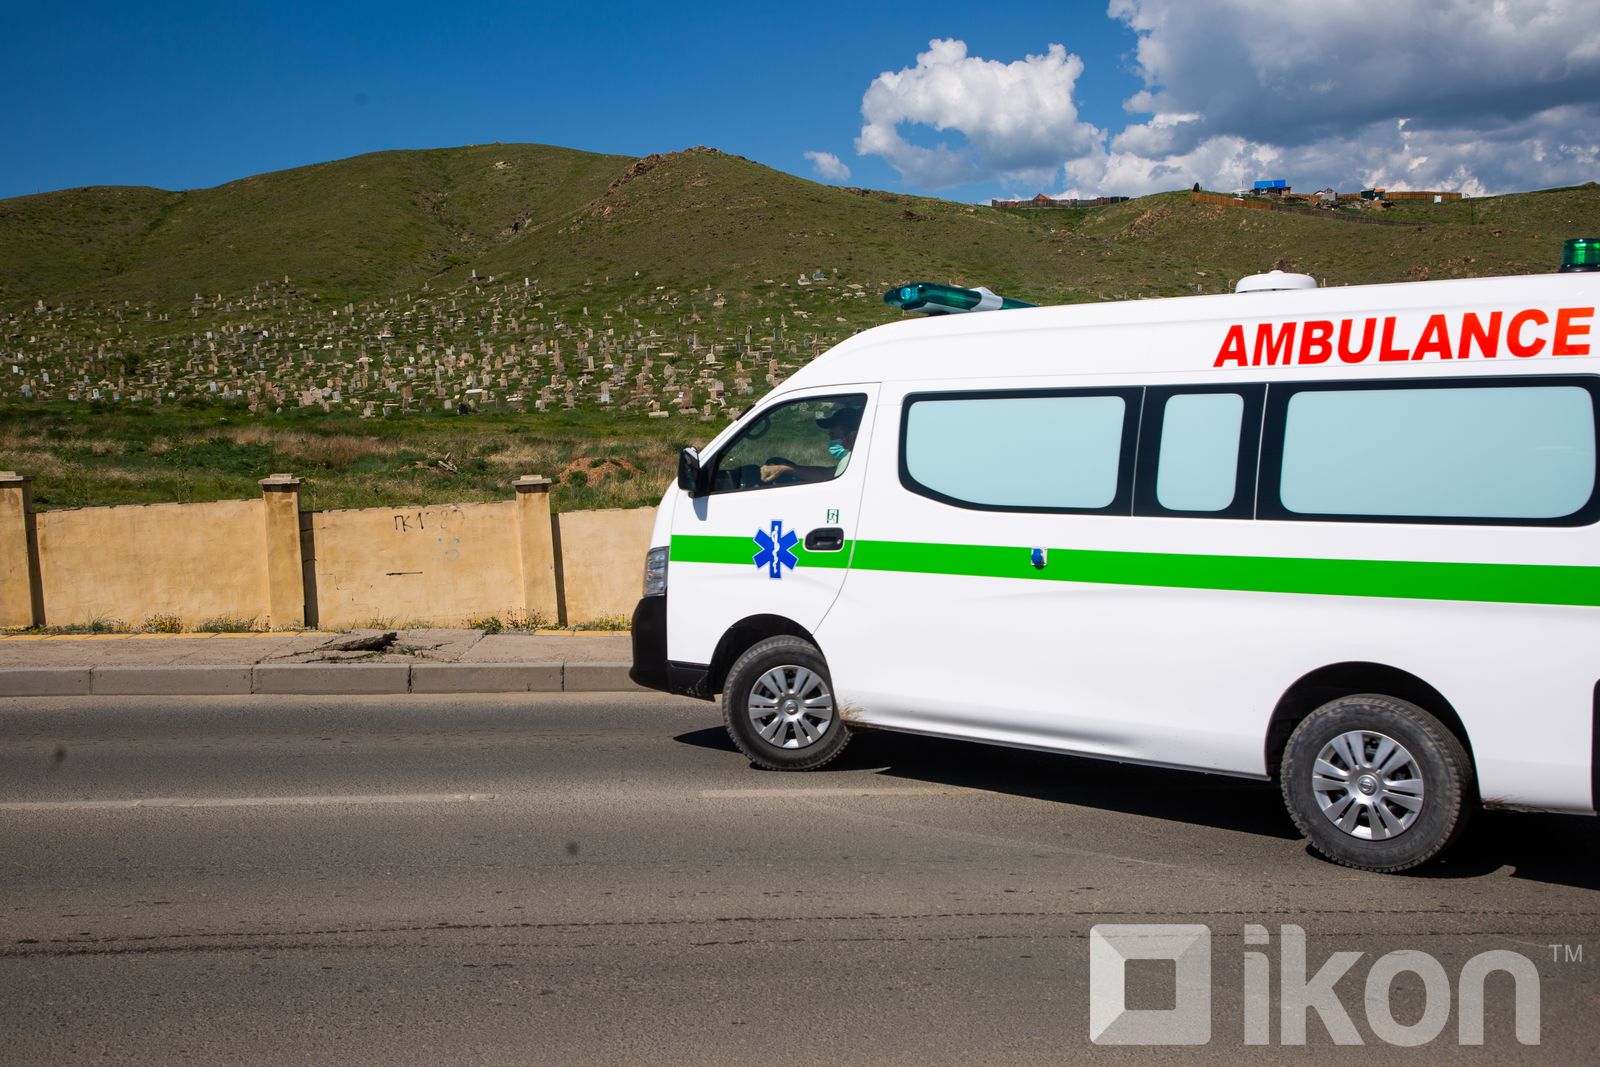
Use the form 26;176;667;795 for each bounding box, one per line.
723;636;850;771
1280;694;1472;873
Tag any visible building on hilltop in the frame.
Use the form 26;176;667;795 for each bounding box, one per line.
991;193;1130;209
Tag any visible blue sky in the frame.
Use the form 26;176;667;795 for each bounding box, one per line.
3;1;1596;202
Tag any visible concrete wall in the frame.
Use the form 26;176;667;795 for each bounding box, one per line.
555;508;656;624
307;501;522;629
0;473;656;630
33;499;268;628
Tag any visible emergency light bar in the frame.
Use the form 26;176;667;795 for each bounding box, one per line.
1561;237;1599;273
884;282;1036;315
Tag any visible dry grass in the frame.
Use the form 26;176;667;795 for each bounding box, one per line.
571;613;631;632
483;441;562;470
0;449;73;477
224;426;392;466
193;613;261;632
7;404;692;513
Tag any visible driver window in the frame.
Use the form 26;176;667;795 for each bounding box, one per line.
709;394;867;494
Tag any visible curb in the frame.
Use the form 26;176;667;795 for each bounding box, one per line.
0;663;642;698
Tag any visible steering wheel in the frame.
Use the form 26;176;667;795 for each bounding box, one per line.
764;456;802;486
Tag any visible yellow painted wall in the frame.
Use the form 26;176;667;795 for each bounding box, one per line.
307;501;522;629
555;507;656;624
34;499;267;627
12;487;658;630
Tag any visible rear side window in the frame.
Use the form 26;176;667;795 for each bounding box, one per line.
1261;379;1599;525
1158;394;1243;511
1134;385;1265;519
900;389;1139;512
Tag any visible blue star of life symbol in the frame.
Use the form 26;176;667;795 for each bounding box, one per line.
752;520;799;579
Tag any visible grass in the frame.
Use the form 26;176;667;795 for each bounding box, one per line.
466;609;550;633
7;615;131;635
1;401;695;513
0;144;632;306
193;613;260;633
568;613;631;632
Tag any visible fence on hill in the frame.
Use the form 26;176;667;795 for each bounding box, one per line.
1190;191;1416;227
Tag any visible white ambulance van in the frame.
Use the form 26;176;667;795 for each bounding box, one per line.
630;259;1600;872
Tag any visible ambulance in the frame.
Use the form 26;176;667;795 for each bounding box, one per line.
630;240;1600;872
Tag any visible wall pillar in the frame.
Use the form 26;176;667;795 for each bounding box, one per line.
259;474;306;629
0;472;41;628
513;476;559;626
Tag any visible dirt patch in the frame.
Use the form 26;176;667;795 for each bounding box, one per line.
558;456;640;487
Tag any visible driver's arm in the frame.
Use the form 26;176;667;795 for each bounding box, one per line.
759;462;833;484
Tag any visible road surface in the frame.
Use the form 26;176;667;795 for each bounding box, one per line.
1;693;1596;1063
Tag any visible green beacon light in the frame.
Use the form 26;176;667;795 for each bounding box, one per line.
884;282;1036;315
1560;237;1600;273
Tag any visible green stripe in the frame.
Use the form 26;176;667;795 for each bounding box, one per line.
851;540;1600;607
672;534;1600;606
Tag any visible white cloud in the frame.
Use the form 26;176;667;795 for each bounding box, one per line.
803;150;851;182
854;38;1103;189
1089;0;1600;194
849;5;1599;198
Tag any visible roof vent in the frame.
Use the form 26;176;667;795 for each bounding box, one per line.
1235;270;1318;294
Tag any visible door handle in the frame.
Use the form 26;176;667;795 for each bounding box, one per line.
805;526;845;552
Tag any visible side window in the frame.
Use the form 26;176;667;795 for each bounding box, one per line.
709;394;867;494
1134;385;1264;519
1260;379;1599;525
900;389;1140;512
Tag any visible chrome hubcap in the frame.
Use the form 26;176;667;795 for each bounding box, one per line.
1311;730;1426;841
747;665;834;749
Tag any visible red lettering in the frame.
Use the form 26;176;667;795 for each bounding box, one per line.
1553;306;1593;356
1299;320;1334;364
1508;308;1549;357
1378;317;1411;361
1411;314;1453;360
1338;318;1376;363
1214;324;1248;367
1253;323;1297;366
1457;311;1502;359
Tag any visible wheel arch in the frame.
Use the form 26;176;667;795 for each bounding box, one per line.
707;614;820;696
1265;661;1476;787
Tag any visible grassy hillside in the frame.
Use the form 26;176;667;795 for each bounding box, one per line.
0;143;631;305
2;144;1596;513
479;148;1072;302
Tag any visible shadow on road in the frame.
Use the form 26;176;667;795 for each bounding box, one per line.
673;725;1600;890
1405;809;1600;889
674;724;1298;841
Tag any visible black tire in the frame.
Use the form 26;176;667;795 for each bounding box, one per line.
1280;694;1472;873
722;636;850;771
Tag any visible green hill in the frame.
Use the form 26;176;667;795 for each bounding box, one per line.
1;144;1595;515
7;144;1592;313
0;143;631;305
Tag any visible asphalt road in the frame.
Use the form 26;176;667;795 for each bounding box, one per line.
1;693;1596;1065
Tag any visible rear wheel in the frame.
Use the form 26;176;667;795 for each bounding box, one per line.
1280;694;1472;873
723;636;850;771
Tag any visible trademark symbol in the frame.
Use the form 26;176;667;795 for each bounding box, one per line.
1547;944;1583;964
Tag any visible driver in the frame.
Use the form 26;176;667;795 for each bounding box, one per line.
760;401;863;484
